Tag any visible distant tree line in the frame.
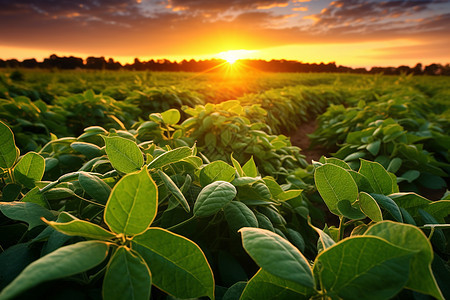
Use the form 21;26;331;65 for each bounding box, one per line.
0;54;449;75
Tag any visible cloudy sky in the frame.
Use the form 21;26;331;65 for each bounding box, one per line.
1;0;449;67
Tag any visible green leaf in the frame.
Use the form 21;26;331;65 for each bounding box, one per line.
148;147;193;169
424;200;450;222
224;201;258;233
2;183;21;202
0;120;18;169
105;167;158;235
13;152;45;189
263;177;284;197
161;108;181;125
0;241;109;300
398;170;420;183
242;156;258;177
348;171;374;193
314;236;415;300
78;172;111;204
104;136;144;174
157;170;190;213
359;192;383;222
240;269;312;300
365;221;443;300
0;201;54;230
337;200;366;220
231;153;244;177
239;227;314;288
387;157;402;173
370;194;403;222
315;164;358;216
367;140;381;156
324;157;351;169
21;186;48;208
199;160;236;186
389;192;430;216
45;219;116;240
277;190;302;201
133;228;215;299
103;247;151;300
359;159;393;195
308;220;335;251
194;181;237;217
70;142;103;159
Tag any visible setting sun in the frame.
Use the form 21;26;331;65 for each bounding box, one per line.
217;50;256;64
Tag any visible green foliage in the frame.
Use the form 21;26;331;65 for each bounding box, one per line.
0;73;449;300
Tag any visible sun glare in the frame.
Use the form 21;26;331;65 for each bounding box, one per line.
217;50;256;64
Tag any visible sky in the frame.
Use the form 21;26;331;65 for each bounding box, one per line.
0;0;449;68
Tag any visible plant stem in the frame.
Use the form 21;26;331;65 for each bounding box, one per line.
338;216;345;241
167;216;195;231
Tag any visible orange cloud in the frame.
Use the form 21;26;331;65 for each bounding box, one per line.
292;7;308;12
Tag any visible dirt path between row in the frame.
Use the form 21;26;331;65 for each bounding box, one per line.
288;119;328;163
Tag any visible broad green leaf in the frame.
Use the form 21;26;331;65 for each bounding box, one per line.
133;228;215;299
277;190;302;201
232;177;261;186
103;247;151;300
255;212;275;232
0;121;18;169
13;152;45;189
285;228;306;253
337;200;366;220
199;160;236;186
314;236;415;300
239;227;314;288
20;186;48;208
370;193;403;222
398;170;420;183
70;142;103;159
157;170;190;213
194;181;236;217
0;241;109;300
148;147;192;169
240;269;312;300
389;193;430;216
359;192;383;222
424;200;450;222
359;159;393;195
105;167;158;235
45;219;116;240
365;221;443;300
78;172;111;204
315;164;358;215
324;157;351;169
161;108;181;125
348;170;374;193
387;157;402;173
0;201;54;230
224;201;258;233
258;206;286;225
223;282;247;300
242;156;258;177
231;153;244;177
263;177;284;197
367;140;381;156
104;136;144;174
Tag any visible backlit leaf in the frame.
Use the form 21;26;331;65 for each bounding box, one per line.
104;136;143;174
194;181;236;217
133;228;214;299
105;167;158;235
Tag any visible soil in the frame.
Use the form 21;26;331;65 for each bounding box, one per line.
288;119;328;163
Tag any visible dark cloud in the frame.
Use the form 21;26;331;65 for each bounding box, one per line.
165;0;289;12
308;0;447;28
